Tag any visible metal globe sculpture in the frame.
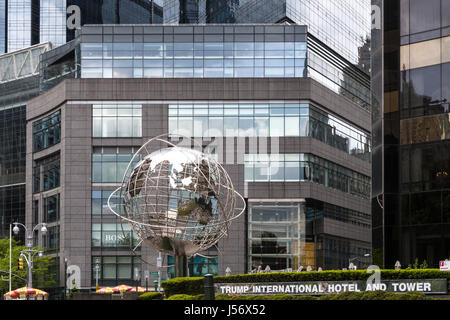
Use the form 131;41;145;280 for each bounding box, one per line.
108;135;246;265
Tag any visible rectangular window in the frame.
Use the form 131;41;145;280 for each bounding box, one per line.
43;225;60;252
92;103;142;138
91;223;139;249
33;153;60;193
92;147;139;184
91;256;141;286
43;194;59;223
33;110;61;152
92;190;116;216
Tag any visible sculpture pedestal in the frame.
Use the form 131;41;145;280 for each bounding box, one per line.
175;254;188;278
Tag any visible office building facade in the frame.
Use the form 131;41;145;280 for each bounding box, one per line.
372;0;450;268
26;24;371;289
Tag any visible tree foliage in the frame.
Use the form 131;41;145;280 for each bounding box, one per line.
0;238;57;295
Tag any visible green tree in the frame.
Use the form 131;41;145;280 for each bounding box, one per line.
0;238;57;295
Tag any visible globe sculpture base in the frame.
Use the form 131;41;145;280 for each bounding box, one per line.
175;254;188;278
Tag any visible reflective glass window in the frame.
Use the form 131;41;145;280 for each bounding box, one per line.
33;153;60;193
409;0;441;34
92;103;142;138
168;102;371;161
33;110;61;152
245;154;370;199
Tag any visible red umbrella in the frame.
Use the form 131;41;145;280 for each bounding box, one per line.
4;287;48;299
15;287;37;295
3;291;19;298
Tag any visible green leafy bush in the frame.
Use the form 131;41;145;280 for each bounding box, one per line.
215;294;318;300
318;291;431;300
137;292;165;300
164;291;432;300
161;277;204;297
161;269;448;297
166;294;205;300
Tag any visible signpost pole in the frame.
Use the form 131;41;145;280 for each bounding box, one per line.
204;274;215;300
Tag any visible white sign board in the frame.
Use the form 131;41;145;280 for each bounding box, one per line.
440;260;450;271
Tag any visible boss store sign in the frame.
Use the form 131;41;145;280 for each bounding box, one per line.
216;279;448;295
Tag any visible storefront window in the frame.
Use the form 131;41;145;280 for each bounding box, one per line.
91;223;139;249
91;256;141;286
248;202;306;271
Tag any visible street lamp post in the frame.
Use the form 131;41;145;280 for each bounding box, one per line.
348;253;371;270
64;258;68;298
12;222;47;288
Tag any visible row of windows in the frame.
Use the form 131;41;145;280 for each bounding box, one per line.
81;42;307;59
93;104;142;138
249;199;370;229
82;65;306;79
305;200;371;229
33;110;61;152
169;103;371;161
244;154;371;199
81;41;307;79
83;58;306;68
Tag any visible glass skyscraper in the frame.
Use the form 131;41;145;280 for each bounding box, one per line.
164;0;371;67
1;0;163;54
372;0;450;268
